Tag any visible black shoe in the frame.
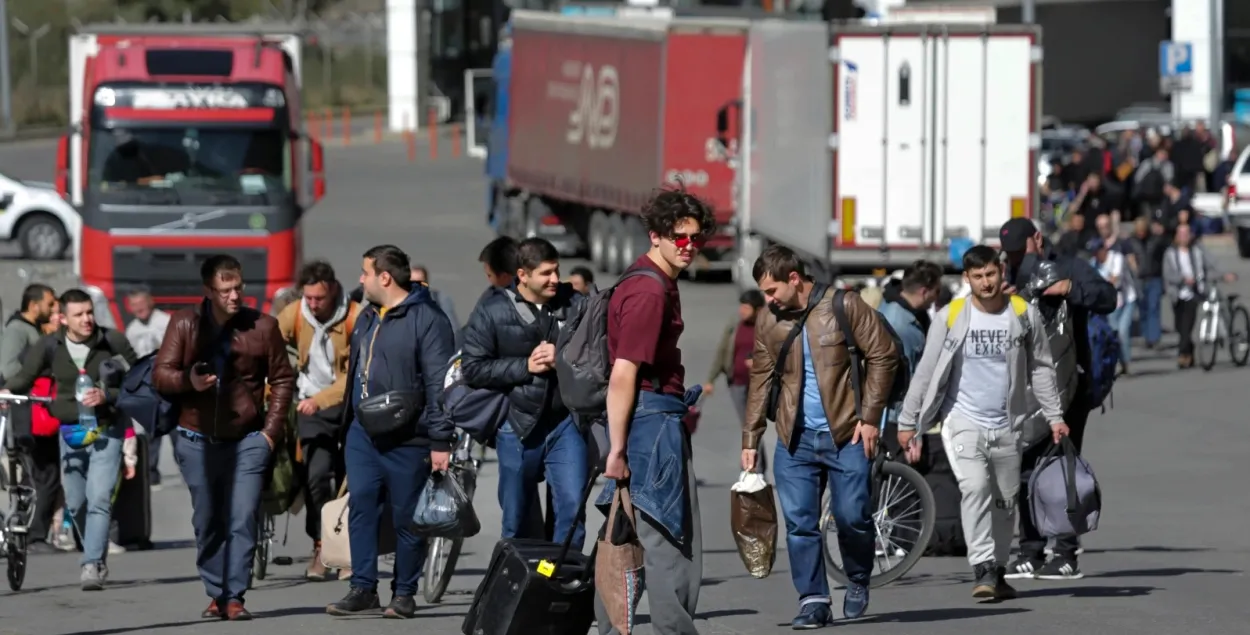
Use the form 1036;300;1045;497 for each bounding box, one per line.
383;595;418;619
1035;556;1083;580
972;561;997;599
790;602;833;630
1003;555;1044;579
326;588;381;616
993;565;1017;599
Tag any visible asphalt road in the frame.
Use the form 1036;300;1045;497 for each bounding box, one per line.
0;139;1248;634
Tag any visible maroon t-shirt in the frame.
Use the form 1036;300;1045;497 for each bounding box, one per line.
730;321;755;386
607;255;685;396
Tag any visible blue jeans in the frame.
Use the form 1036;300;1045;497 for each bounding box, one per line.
1140;278;1163;346
60;427;123;566
496;417;588;549
343;422;432;597
773;428;874;602
173;429;270;602
1110;300;1135;364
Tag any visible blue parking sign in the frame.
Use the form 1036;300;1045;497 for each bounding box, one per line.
1159;41;1193;93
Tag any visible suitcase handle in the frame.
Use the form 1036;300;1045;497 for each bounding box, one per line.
549;464;603;581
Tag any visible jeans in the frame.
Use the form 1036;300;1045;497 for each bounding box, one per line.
174;429;271;602
343;421;431;597
773;428;874;602
60;428;123;566
495;416;588;549
1139;278;1163;346
941;412;1020;568
1109;300;1135;364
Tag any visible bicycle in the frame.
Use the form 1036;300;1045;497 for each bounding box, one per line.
821;417;936;588
1197;281;1250;371
422;429;480;604
254;511;277;582
0;393;54;592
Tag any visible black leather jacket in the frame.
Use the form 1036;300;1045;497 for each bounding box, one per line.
460;283;585;440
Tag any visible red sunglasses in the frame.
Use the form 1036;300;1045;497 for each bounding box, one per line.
672;232;706;251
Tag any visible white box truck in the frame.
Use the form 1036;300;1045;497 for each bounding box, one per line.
728;21;1042;286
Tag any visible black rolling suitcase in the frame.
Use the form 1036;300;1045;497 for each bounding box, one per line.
111;434;153;549
461;470;599;635
917;432;966;557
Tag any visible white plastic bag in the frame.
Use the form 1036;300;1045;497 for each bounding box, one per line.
730;471;769;494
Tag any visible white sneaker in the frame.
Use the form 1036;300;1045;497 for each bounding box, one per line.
81;563;108;591
108;541;127;555
53;529;76;552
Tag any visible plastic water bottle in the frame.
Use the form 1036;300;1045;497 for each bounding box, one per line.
75;370;97;429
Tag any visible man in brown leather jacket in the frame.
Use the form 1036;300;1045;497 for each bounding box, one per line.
742;246;898;629
153;254;296;621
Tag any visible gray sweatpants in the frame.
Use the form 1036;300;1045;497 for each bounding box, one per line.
595;436;703;635
940;410;1021;568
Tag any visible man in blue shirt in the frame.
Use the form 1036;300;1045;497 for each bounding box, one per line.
743;246;899;629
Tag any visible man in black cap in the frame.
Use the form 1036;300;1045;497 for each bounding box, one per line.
998;217;1116;581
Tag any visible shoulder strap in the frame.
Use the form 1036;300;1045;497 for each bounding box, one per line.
831;289;864;422
766;283;827;421
614;268;665;290
945;297;967;329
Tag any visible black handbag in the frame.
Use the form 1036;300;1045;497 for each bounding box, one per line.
355;390;424;439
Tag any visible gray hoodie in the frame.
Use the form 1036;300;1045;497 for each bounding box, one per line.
0;313;41;386
898;296;1065;447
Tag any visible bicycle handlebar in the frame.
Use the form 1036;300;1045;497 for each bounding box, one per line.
0;393;52;404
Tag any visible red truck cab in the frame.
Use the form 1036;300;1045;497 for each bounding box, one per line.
57;24;325;325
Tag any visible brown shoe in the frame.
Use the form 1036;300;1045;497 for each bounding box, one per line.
1178;354;1194;369
201;600;224;620
306;543;330;581
338;567;352;581
225;601;253;621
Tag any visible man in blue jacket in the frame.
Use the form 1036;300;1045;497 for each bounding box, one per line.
326;245;455;619
877;261;944;462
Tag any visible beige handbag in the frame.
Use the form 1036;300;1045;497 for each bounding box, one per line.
320;479;397;570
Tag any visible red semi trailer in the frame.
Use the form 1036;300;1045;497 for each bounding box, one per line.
491;10;746;277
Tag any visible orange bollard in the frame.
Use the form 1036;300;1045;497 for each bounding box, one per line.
406;130;416;162
324;109;333;141
374;112;383;144
428;107;438;160
306;115;317;139
342;108;351;146
451;123;461;158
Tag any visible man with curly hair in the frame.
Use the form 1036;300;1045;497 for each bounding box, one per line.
595;187;716;635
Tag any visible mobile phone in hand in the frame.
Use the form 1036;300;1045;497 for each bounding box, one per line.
193;362;211;376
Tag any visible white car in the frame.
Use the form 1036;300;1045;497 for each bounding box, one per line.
0;171;80;260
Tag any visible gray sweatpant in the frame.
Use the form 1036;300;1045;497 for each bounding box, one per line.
940;410;1021;568
594;436;703;635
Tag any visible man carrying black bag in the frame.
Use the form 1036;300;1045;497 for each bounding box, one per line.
325;245;455;619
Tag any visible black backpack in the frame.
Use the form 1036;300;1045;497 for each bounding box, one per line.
1137;167;1166;202
831;289;911;418
556;269;665;417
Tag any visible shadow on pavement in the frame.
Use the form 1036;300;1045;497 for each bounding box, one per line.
20;574;202;595
1089;567;1240;578
1083;545;1213;555
1017;585;1155;599
61;619;203;635
698;608;759;619
871;606;1030;623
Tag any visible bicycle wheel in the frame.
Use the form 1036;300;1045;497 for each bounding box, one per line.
1198;311;1220;371
1230;306;1250;367
7;535;27;591
254;515;271;581
423;536;463;604
823;461;937;589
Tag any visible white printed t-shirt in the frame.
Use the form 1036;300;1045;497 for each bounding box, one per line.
941;303;1015;429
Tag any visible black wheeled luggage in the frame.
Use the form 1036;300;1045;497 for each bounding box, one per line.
112;434;153;549
461;470;599;635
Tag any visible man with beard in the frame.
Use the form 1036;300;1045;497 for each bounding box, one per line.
898;245;1067;600
997;218;1116;580
461;237;588;547
878;261;943;465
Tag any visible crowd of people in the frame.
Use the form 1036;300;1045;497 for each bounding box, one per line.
7;181;1217;632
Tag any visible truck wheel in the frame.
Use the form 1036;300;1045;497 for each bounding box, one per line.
17;213;68;261
619;215;647;269
589;211;609;271
604;214;626;275
524;198;550;239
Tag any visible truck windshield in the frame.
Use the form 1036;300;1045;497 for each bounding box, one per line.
89;127;288;205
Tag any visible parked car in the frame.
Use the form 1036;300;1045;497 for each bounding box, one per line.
0;171;80;260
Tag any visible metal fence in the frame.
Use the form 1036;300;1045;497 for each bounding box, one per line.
2;0;388;134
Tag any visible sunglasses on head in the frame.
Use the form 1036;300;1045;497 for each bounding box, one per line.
671;232;706;251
